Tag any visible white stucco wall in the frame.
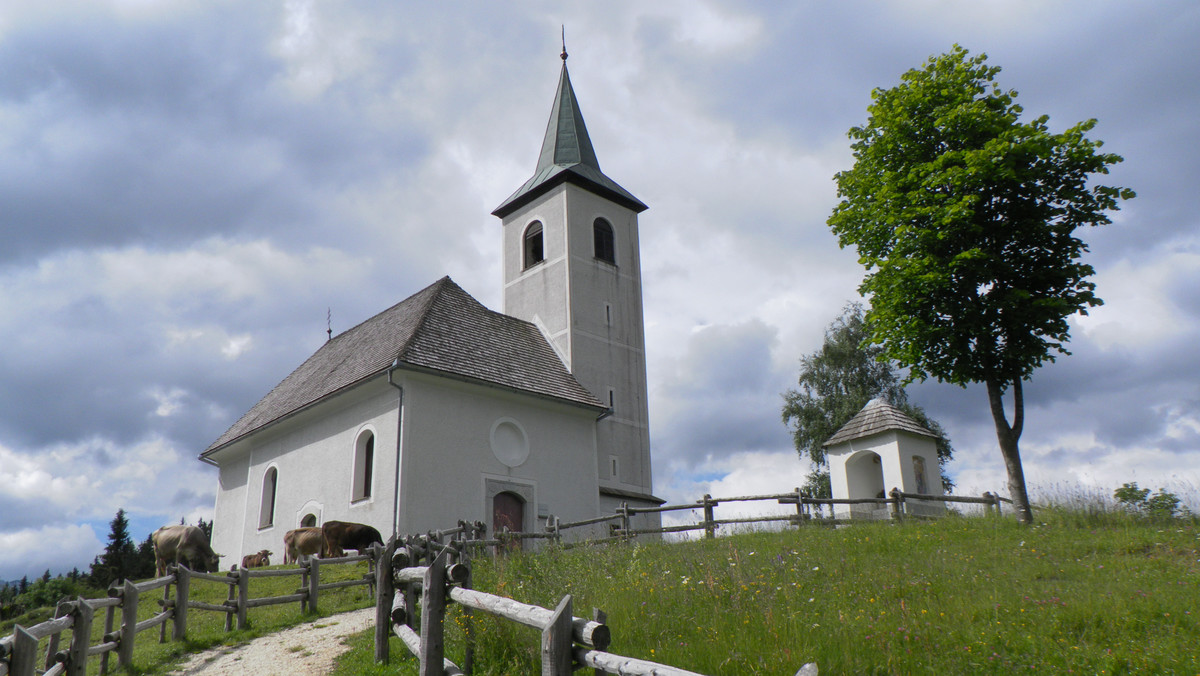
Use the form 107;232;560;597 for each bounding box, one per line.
207;377;400;565
395;370;602;538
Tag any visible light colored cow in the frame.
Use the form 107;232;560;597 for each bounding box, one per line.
152;525;222;576
241;550;272;568
283;527;325;564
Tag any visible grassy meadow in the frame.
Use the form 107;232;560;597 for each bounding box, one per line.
4;497;1197;675
335;505;1199;675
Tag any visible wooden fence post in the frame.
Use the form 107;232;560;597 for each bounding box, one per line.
118;579;139;668
66;598;93;676
159;574;169;644
992;492;1004;516
100;598;116;675
462;550;476;676
419;552;447;676
591;608;607;676
620;502;631;540
224;570;236;631
702;495;716;539
404;544;419;630
173;565;190;641
793;486;806;525
889;488;904;522
45;600;69;671
374;540;395;665
236;567;250;629
982;491;994;516
11;624;38;676
308;557;320;615
542;595;573;676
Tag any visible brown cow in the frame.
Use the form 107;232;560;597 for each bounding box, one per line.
241;550;272;568
283;527;324;564
153;525;222;576
321;521;384;558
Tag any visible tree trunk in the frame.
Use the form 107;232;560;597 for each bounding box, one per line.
986;378;1033;524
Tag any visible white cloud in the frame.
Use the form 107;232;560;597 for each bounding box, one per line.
1077;241;1200;350
0;524;102;580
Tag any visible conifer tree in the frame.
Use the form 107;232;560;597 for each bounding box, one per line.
90;508;139;587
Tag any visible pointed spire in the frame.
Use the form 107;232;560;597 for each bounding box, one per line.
535;62;600;173
493;48;646;218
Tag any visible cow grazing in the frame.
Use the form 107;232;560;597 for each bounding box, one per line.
241;550;272;569
153;525;222;576
283;527;325;564
321;520;384;558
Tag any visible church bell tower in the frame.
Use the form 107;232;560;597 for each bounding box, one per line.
492;49;656;507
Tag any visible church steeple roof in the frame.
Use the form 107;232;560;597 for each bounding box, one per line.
492;60;647;218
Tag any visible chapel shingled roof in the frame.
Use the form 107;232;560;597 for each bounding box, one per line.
201;277;605;456
822;398;938;448
491;60;646;218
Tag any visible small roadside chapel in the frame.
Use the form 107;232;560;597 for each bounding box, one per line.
823;399;945;519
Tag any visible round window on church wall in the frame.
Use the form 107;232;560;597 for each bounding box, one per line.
490;418;530;467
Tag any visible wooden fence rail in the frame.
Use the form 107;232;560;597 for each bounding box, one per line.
376;535;704;676
473;488;1013;549
1;551;375;676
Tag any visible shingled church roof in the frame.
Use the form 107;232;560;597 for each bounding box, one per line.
202;277;605;456
822;398;938;448
492;60;646;218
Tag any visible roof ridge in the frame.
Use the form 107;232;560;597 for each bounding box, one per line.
822;398;938;447
394;276;455;364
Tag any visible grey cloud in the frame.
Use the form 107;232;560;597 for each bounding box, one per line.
652;320;793;463
0;4;432;265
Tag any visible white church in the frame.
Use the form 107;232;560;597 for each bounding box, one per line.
201;53;662;562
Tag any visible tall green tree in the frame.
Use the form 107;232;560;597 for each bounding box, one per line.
90;508;139;587
782;303;954;498
827;46;1134;524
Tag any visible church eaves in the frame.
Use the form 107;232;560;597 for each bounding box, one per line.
822;398;939;448
492;61;647;218
201;277;605;457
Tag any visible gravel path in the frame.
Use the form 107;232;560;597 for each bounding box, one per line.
166;607;376;676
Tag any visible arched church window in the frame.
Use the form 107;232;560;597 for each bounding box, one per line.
259;467;277;529
523;221;544;269
301;513;317;528
593;218;615;264
353;429;375;501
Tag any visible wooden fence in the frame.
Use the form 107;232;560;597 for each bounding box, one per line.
376;533;706;676
373;489;1006;675
0;552;374;676
486;488;1013;548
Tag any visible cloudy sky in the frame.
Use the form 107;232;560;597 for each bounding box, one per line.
2;1;1197;580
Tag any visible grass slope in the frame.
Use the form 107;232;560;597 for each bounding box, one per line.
337;508;1199;675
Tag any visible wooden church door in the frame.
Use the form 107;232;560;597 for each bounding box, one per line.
492;491;524;550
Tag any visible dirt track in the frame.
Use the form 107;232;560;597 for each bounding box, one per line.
166;607;374;675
